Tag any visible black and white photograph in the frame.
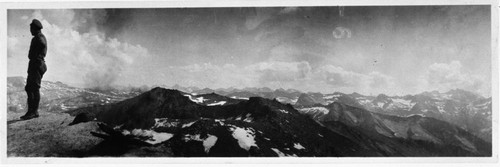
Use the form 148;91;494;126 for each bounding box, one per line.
1;0;498;165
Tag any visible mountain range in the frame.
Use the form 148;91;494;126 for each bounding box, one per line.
163;84;492;143
6;77;493;157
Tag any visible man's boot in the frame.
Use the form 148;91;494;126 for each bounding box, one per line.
21;91;39;120
20;108;39;120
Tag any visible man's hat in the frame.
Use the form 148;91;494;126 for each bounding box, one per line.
30;19;43;29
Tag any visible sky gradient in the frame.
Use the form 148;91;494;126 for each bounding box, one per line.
7;6;492;96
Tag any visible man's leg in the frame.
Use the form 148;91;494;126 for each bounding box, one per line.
21;89;39;119
32;88;40;115
26;89;33;113
21;71;41;120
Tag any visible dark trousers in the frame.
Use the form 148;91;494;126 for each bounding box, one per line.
26;89;41;115
24;60;47;115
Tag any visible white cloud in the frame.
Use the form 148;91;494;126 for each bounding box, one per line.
166;61;397;95
7;10;150;89
318;65;367;87
315;65;396;94
168;63;258;89
7;37;20;58
369;71;396;89
421;60;486;95
167;61;312;89
247;61;312;82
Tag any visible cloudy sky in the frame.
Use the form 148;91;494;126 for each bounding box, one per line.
7;6;492;96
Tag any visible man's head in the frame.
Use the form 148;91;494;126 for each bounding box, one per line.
30;19;43;36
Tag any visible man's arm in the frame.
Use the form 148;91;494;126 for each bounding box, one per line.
28;35;47;60
27;37;36;59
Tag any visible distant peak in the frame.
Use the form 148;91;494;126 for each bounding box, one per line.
350;92;363;97
376;93;389;98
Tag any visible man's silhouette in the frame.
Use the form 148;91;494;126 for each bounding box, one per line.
21;19;47;120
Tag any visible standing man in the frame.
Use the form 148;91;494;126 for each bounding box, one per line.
21;19;47;120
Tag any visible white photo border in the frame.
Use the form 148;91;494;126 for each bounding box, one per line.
0;0;498;165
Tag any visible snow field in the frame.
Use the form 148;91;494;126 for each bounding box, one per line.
298;107;329;114
229;125;258;151
207;101;227;106
271;148;298;157
121;129;174;145
279;109;289;114
293;143;305;150
183;94;205;104
182;133;219;153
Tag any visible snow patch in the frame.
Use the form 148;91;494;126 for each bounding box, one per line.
392;98;412;107
230;126;258;151
149;132;174;145
243;115;253;123
182;121;197;128
113;124;124;130
279;109;289;114
409;102;416;109
182;134;202;142
231;96;249;100
60;104;68;110
214;119;225;125
407;114;425;117
293;143;305;150
298;107;329;114
437;106;445;113
271;148;298;157
357;99;372;105
207;101;227;106
183;94;205;104
324;94;341;99
203;135;218;153
154;118;180;128
128;129;174;145
377;102;385;108
275;97;292;104
121;130;131;135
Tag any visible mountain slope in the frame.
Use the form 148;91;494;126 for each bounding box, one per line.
313;89;492;143
298;102;491;156
67;87;384;157
7;76;142;114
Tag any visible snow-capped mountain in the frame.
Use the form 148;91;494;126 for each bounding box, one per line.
121;84;493;143
289;88;491;143
67;88;382;157
345;90;490;143
297;102;491;156
6;78;492;157
7;77;143;114
64;87;491;157
294;93;326;106
182;92;244;106
165;85;302;105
